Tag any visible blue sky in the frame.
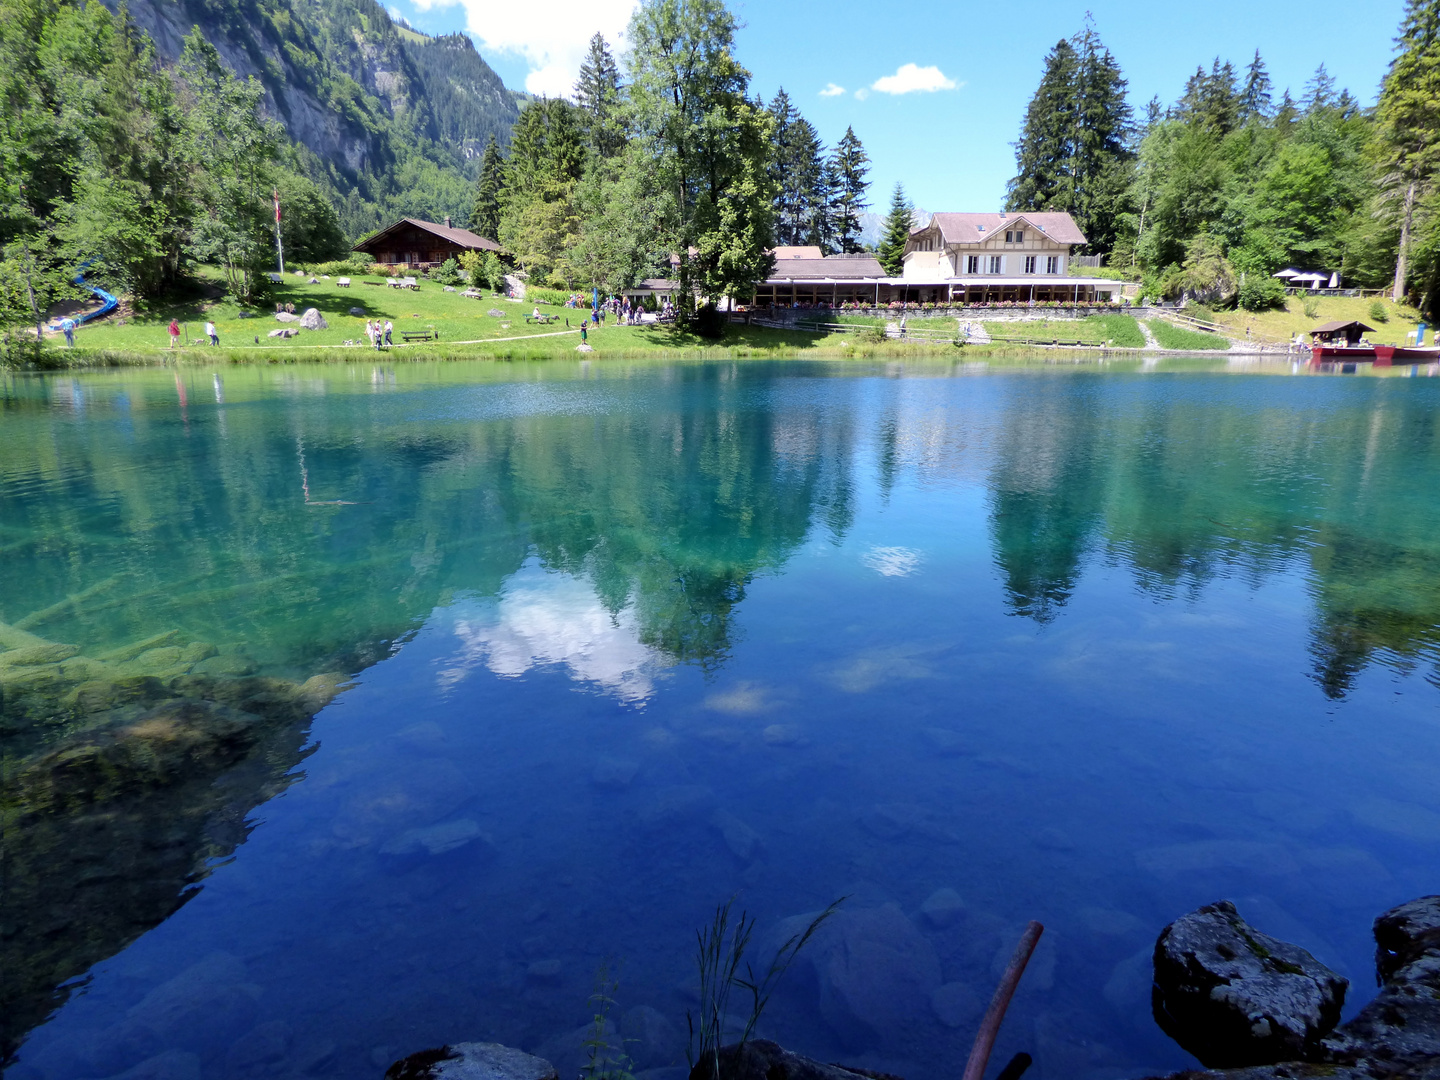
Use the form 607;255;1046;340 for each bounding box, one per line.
390;0;1405;215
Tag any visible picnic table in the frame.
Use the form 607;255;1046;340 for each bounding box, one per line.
400;328;438;343
525;313;558;325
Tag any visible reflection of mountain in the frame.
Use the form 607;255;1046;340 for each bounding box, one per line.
0;365;858;1058
981;379;1440;697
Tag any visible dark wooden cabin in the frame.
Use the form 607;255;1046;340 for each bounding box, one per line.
353;217;501;269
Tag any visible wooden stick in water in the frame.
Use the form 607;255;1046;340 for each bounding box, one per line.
13;573;125;631
961;921;1044;1080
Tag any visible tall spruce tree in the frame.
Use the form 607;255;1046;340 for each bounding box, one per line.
876;183;914;275
1006;38;1080;213
575;33;624;159
1239;50;1273;121
469;133;506;241
829;126;870;253
1007;23;1132;255
768;89;829;248
1375;0;1440;304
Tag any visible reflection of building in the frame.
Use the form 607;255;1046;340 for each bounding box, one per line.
353;217;501;269
751;212;1121;307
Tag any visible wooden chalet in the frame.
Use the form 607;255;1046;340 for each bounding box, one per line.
354;217;501;269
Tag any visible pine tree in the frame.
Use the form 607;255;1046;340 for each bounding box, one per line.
469;133;506;240
829;126;870;253
1375;0;1440;303
1006;38;1080;212
575;33;623;159
876;183;914;275
1304;63;1338;113
1239;50;1273;121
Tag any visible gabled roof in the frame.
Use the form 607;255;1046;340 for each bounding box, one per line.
766;255;885;280
354;217;502;254
914;212;1086;247
1311;320;1374;335
772;246;825;260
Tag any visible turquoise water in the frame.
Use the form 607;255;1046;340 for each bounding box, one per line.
4;358;1440;1080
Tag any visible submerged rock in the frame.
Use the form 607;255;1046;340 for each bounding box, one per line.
1152;900;1347;1068
685;1040;897;1080
386;1042;558;1080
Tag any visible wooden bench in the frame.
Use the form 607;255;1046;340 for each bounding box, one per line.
336;278;351;287
400;277;419;290
525;314;558;325
400;329;438;343
386;277;401;288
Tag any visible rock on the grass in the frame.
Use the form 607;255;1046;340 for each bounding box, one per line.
1152;900;1347;1068
488;309;506;318
349;306;365;316
385;1042;558;1080
275;311;300;322
298;308;327;330
443;285;457;292
267;328;298;338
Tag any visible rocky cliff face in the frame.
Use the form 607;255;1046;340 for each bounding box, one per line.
101;0;517;185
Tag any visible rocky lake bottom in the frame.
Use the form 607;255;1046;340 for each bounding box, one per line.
4;359;1440;1080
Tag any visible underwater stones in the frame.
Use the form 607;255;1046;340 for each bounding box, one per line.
126;952;260;1053
537;1023;620;1080
298;307;328;330
621;1006;683;1070
1138;841;1301;882
710;809;762;861
525;958;564;984
761;723;805;746
191;653;257;678
636;785;714;830
919;888;965;929
592;756;639;789
0;642;80;666
225;1019;292;1077
920;726;971;756
802;902;942;1049
861;802;922;840
95;1049;203;1080
67;675;168;713
991;926;1057;990
1152;900;1348;1068
929;980;983;1028
388;1044;558;1080
380;818;485;857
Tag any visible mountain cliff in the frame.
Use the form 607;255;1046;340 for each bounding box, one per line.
102;0;521;238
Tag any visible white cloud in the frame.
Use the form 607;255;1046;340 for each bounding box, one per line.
409;0;639;96
871;63;960;95
443;560;664;703
862;546;923;577
819;82;845;98
854;88;869;101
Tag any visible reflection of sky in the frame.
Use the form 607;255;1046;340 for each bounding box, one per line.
442;558;664;703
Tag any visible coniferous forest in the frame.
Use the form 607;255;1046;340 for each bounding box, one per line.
1005;5;1440;315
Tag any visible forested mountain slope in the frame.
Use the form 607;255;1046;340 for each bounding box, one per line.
103;0;520;238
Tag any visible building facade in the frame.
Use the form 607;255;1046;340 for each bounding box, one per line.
353;217;501;268
751;211;1121;308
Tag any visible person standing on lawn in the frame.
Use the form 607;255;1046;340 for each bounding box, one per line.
60;316;75;347
167;319;180;348
205;320;219;346
384;320;393;346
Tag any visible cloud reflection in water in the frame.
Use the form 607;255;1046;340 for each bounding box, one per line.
444;559;664;703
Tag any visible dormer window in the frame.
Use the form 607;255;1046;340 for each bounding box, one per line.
1005;230;1026;243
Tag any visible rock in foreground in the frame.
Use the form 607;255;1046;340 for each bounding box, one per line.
1152;900;1347;1067
687;1040;898;1080
386;1042;558;1080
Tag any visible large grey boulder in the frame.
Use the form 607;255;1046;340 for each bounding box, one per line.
298;307;327;330
1152;900;1347;1068
1322;895;1440;1076
274;311;299;322
385;1042;558;1080
266;328;297;338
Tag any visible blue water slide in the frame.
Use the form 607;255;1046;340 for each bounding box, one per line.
72;260;119;324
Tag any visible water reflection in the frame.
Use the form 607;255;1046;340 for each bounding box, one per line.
4;361;1440;1071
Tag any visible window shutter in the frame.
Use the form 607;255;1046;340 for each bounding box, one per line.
999;256;1006;274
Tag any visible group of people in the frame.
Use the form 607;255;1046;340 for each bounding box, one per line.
365;319;393;349
162;319;219;347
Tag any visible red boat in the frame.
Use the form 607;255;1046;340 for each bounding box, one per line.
1373;344;1440;365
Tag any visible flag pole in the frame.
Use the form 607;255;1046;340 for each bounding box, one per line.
274;188;285;275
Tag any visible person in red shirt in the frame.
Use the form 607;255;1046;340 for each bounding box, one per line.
167;319;180;348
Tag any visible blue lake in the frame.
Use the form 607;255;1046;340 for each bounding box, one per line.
4;358;1440;1080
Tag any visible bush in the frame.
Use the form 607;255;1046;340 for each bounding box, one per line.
1369;299;1391;324
429;258;462;286
527;286;571;306
1147;319;1229;350
1300;295;1321;318
1237;274;1287;312
694;302;727;339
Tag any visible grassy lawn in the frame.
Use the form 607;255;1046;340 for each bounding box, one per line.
1203;295;1422;346
1147;319;1229;350
984;314;1145;348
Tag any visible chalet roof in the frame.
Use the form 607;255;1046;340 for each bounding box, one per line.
766;255;885;280
1311;320;1375;335
772;246;825;260
916;212;1086;246
354;217;501;254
